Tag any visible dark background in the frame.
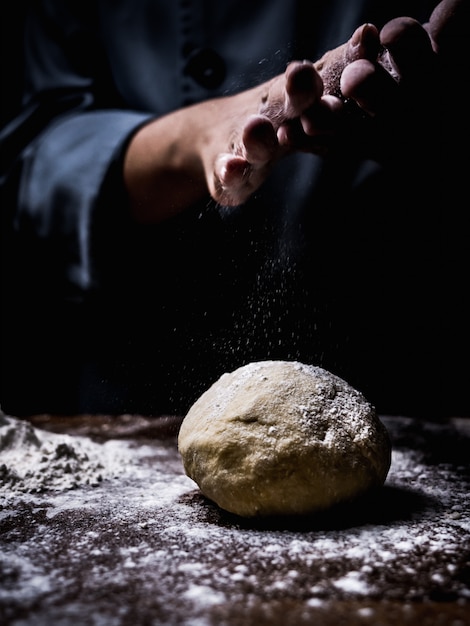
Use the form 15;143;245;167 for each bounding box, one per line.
1;2;468;419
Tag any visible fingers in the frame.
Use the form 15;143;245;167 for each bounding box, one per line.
211;42;383;205
347;22;381;63
213;153;251;206
284;61;323;115
212;116;282;205
380;17;435;83
211;62;326;205
426;0;467;53
340;59;399;117
241;115;278;164
245;62;326;158
213;151;273;207
314;23;380;97
300;95;343;135
277;95;343;154
208;2;463;206
341;16;437;118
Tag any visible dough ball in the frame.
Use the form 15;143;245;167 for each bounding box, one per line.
178;361;391;518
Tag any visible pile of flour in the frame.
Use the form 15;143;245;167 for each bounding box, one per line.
0;411;131;495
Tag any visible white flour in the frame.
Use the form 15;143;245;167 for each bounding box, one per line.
0;411;469;626
0;411;131;494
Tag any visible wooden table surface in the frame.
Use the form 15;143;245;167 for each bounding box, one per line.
1;413;469;626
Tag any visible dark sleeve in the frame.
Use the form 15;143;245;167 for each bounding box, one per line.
0;1;153;297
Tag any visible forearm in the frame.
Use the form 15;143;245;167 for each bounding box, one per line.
122;84;276;223
123;107;210;224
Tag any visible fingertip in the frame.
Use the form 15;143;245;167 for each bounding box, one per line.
277;124;291;147
216;154;249;187
321;94;344;114
380;17;422;49
300;98;342;136
350;23;380;60
285;61;323;98
340;59;376;99
242;114;278;163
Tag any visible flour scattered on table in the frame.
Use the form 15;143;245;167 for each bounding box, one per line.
0;411;132;495
0;412;469;626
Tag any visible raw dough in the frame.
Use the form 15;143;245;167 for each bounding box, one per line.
178;361;391;517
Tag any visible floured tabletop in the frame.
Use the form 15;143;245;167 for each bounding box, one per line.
1;413;469;626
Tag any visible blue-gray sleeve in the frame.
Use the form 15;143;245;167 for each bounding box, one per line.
0;1;154;297
15;109;152;293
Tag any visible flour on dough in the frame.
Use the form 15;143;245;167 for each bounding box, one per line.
178;360;391;518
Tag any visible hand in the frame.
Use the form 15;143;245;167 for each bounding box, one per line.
336;0;466;162
124;59;342;219
208;60;340;207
